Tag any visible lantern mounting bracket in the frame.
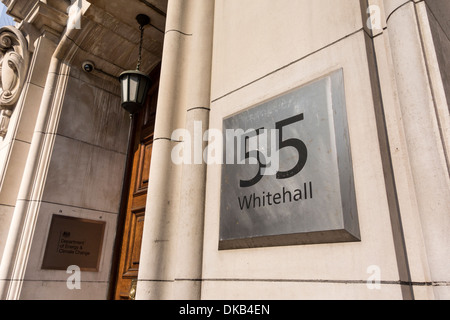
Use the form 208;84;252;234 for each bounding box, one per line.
136;14;151;28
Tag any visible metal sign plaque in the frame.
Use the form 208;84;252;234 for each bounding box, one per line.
42;215;106;271
220;70;360;250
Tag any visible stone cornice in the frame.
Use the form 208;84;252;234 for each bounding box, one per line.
25;1;68;38
3;0;70;45
1;0;37;22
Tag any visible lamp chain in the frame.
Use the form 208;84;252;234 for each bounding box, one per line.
137;25;144;71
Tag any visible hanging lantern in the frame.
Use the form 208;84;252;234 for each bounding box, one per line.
119;70;152;115
119;14;152;115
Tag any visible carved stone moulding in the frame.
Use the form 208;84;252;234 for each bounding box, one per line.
0;26;29;139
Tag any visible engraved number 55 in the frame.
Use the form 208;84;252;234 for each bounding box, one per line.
239;113;308;188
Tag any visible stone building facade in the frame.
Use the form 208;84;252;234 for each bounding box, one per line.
0;0;448;300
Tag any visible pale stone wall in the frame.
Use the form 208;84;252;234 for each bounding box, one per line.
202;0;402;300
198;0;450;300
18;64;129;300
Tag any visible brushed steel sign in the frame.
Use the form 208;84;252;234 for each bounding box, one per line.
220;70;360;250
42;215;106;271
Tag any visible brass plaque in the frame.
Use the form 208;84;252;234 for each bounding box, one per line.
42;215;106;271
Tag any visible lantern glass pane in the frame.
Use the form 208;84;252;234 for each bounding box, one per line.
121;76;129;103
129;75;139;102
137;77;149;104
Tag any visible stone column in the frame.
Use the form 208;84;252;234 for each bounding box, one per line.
381;0;450;299
136;0;215;300
171;0;215;300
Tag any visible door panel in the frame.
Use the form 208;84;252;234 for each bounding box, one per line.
135;138;153;195
122;208;145;277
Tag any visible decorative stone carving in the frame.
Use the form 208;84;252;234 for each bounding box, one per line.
0;26;29;139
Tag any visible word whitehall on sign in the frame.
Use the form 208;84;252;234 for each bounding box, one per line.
219;69;360;250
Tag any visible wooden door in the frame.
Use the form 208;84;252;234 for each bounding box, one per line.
111;67;159;300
